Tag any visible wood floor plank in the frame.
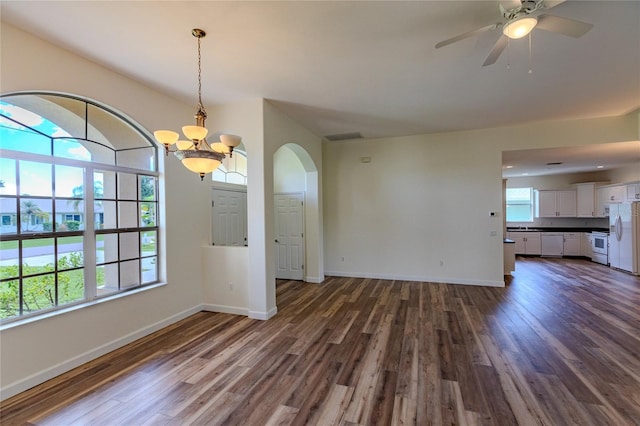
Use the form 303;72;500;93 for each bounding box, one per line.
2;257;640;425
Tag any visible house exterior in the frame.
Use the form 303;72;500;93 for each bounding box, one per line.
0;20;639;400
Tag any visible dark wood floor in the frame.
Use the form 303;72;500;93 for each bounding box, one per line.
2;257;640;425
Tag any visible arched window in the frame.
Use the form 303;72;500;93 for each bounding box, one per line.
212;149;247;186
0;93;159;323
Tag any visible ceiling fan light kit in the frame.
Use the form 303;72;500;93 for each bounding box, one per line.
154;28;242;181
503;16;538;39
434;0;593;68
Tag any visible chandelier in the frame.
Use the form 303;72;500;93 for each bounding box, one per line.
154;29;241;180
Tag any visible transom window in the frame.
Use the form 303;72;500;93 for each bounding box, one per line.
0;93;159;323
506;187;534;222
212;150;247;186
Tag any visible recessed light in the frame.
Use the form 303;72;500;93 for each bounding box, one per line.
505;165;513;169
596;165;604;169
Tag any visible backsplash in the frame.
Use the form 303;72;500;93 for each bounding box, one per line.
508;217;609;229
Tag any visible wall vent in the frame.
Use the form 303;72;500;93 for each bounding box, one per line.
324;132;363;141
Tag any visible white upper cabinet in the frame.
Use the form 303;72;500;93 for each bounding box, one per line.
535;190;577;218
596;185;625;217
625;182;640;202
576;182;608;217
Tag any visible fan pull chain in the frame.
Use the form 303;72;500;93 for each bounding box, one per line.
507;36;511;70
528;33;533;74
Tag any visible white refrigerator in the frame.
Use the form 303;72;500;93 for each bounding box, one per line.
609;202;640;275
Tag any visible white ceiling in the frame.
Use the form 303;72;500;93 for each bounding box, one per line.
1;1;639;176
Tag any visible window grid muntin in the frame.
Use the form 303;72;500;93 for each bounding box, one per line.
0;93;159;324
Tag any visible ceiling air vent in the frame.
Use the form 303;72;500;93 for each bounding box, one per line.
545;162;563;165
324;132;363;141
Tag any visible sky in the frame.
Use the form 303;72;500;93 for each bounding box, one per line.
0;101;92;197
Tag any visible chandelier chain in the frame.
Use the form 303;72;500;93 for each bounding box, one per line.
197;36;204;110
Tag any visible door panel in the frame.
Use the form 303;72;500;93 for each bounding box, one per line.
275;193;304;280
212;189;247;246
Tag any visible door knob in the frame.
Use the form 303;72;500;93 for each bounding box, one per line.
275;239;279;243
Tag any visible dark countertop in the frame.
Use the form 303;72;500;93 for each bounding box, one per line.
503;239;515;244
506;227;609;233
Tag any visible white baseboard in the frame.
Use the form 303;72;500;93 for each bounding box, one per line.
304;275;325;283
248;306;278;320
323;271;505;288
0;305;202;401
201;304;249;316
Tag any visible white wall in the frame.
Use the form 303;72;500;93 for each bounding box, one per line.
0;23;211;398
274;146;306;193
323;114;639;286
264;101;324;284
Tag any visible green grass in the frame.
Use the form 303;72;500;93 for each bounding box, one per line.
0;236;83;250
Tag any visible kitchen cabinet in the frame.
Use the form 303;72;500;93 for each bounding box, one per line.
535;190;577;218
576;182;608;217
625;182;640;202
580;232;593;259
563;232;581;256
596;186;625;217
508;231;541;255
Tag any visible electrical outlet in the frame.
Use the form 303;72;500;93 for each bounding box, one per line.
228;282;233;291
439;260;444;266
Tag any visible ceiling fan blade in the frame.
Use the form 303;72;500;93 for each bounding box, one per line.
435;23;501;49
541;0;566;10
535;14;593;38
482;34;508;66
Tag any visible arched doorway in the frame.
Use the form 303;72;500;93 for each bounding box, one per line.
273;143;323;283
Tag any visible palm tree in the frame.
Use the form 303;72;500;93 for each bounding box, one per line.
69;181;103;212
21;200;49;231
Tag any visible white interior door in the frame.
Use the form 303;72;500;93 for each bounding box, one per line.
275;193;304;280
212;189;247;246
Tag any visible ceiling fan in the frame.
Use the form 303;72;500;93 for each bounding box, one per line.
435;0;593;66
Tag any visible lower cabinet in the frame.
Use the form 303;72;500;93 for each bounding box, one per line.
581;232;593;259
508;232;541;255
563;233;581;256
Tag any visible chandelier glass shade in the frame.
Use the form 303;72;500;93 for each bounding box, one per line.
154;29;242;181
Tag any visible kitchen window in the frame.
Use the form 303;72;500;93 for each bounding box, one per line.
0;93;159;323
506;187;534;222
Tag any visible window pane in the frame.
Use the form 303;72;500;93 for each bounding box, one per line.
118;201;138;228
55;200;84;231
57;236;83;270
23;274;55;314
20;199;53;234
96;264;119;296
0;280;19;319
120;260;139;289
506;205;533;222
0;197;17;236
0;116;52;156
139;176;156;201
97;233;118;264
58;269;85;306
0;158;17;196
22;238;55;275
141;231;157;256
119;232;139;260
141;257;157;284
99;201;116;229
0;240;19;279
19;161;52;197
116;147;155;171
53;138;92;162
506;188;532;202
95;171;116;199
140;202;156;227
55;165;84;198
117;173;138;200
